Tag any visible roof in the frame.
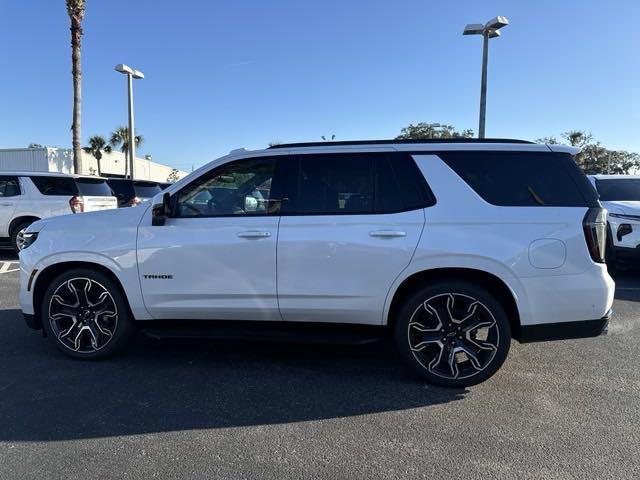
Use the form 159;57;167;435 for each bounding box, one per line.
267;138;534;149
0;171;108;180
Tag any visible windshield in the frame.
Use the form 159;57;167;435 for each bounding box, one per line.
76;178;113;196
134;182;162;198
596;178;640;201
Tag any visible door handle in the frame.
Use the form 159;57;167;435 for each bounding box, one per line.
237;231;271;239
0;203;13;206
369;230;407;238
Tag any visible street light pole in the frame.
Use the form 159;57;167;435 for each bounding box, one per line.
115;64;144;180
126;73;135;180
478;31;489;139
463;16;509;139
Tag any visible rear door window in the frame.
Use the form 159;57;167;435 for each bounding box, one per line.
0;176;20;197
30;176;77;196
439;151;598;207
283;153;435;215
75;178;113;196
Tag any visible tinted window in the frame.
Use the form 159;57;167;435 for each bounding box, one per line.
596;179;640;201
107;180;134;199
133;182;162;198
75;178;113;196
30;176;77;196
176;157;276;217
284;153;434;215
440;151;598;207
294;154;374;214
0;176;20;197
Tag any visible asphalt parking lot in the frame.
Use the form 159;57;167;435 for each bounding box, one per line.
0;252;639;480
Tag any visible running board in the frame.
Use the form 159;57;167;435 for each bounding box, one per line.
138;320;386;345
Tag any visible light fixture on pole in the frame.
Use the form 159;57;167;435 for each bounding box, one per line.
114;64;144;179
463;16;509;139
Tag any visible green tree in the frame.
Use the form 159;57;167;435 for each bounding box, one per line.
66;0;85;173
109;127;144;178
538;130;640;174
83;135;112;176
396;123;473;140
167;168;180;183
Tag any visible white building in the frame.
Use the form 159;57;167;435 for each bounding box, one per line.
0;147;187;182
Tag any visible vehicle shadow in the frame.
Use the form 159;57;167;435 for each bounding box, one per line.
611;268;640;301
0;250;18;261
0;309;465;442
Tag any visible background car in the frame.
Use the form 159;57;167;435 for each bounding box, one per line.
0;172;116;251
589;174;640;268
107;179;162;207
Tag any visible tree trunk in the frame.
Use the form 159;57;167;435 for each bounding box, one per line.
70;16;83;174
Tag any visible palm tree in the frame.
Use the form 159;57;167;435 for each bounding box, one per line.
109;127;144;178
66;0;86;174
83;135;112;176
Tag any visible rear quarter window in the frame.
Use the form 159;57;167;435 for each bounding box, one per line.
439;151;599;207
30;176;77;196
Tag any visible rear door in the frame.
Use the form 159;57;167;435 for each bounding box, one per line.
276;152;430;325
0;176;20;237
28;175;76;217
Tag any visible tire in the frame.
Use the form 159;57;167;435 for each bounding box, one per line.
11;220;34;253
393;280;511;388
41;268;135;359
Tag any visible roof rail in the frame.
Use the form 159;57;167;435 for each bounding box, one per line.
267;138;534;149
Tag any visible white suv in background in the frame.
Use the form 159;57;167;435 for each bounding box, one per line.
19;140;614;387
0;172;117;252
589;174;640;267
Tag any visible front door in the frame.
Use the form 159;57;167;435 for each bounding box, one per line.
137;156;282;320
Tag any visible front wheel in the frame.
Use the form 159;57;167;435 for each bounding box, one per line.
11;220;34;252
394;281;511;387
41;269;135;359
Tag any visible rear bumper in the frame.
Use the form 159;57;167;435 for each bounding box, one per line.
517;309;611;343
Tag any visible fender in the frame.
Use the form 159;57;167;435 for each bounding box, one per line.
382;254;531;326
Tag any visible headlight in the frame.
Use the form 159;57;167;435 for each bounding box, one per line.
21;232;39;250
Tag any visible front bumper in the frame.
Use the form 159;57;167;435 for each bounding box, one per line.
517;309;611;343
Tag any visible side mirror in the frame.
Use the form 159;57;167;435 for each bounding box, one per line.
152;192;171;226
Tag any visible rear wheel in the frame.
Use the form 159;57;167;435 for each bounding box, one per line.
41;269;135;359
394;281;511;387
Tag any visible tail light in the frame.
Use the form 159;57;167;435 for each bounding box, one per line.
583;208;607;263
69;195;84;213
128;196;142;207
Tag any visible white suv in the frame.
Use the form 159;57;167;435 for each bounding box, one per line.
588;174;640;267
19;140;614;387
0;172;117;252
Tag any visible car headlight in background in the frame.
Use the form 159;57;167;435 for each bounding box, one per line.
21;232;39;250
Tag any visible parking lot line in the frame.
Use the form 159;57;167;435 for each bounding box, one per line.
0;261;19;274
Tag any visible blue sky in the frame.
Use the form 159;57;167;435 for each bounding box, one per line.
1;0;638;171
